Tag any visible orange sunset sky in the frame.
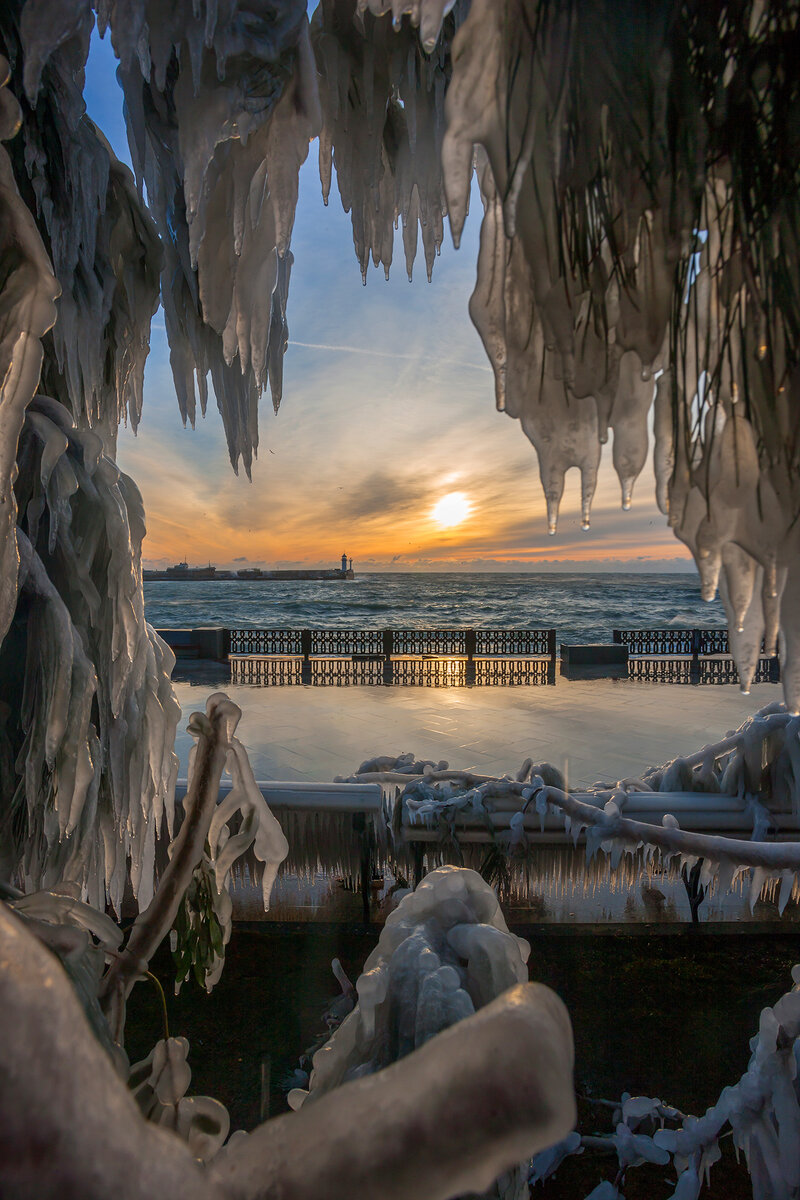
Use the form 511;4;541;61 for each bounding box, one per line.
86;34;692;575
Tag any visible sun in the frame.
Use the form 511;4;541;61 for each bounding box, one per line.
431;491;472;528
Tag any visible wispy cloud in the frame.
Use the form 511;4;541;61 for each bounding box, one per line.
289;340;492;373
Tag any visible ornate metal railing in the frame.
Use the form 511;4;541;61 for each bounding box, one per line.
229;653;556;688
628;656;778;686
614;629;697;655
614;628;774;658
391;630;465;655
229;628;303;655
310;630;384;655
229;627;556;660
475;629;555;656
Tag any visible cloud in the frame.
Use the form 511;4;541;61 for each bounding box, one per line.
330;470;429;521
108;120;687;573
289;339;492;374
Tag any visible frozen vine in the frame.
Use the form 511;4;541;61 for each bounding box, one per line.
344;704;800;914
526;962;800;1200
438;0;800;710
311;0;466;284
97;0;320;475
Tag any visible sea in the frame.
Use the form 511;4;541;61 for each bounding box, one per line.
143;571;726;645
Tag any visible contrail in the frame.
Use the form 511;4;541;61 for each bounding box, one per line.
288;340;493;373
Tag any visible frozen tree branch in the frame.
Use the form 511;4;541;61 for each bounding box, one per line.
540;786;800;874
100;694;240;1030
1;900;575;1200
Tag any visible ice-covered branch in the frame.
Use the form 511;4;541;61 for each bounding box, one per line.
100;694;239;1027
1;897;575;1200
102;692;287;1021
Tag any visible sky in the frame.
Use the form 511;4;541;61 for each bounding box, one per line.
83;29;692;574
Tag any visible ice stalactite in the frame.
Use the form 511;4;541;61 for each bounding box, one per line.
289;864;535;1200
98;0;320;475
311;0;466;284
0;8;184;912
442;0;673;533
1;0;161;454
2;396;180;912
438;0;800;710
0;52;59;643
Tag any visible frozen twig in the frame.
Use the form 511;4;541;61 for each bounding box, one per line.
100;694;240;1034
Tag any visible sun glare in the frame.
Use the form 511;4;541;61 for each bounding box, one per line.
431;491;472;528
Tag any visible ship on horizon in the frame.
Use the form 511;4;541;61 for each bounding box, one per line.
143;553;355;582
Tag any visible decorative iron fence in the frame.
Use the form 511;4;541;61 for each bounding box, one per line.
229;653;557;688
310;630;383;655
620;629;780;685
629;656;778;686
614;628;774;659
229;629;303;655
475;629;555;656
614;629;697;655
228;627;556;660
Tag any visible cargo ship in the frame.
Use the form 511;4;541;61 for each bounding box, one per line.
144;554;355;582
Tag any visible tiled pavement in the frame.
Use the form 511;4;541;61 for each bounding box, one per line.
172;672;779;788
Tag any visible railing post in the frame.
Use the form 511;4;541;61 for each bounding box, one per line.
221;627;231;659
690;628;701;683
301;628;312;684
464;628;476;686
382;629;394;685
548;628;556;663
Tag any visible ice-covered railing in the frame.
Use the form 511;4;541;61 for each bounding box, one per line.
341;705;800;914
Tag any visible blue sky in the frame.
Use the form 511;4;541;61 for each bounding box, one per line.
83;24;691;572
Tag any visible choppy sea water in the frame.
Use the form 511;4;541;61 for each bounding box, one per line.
144;571;725;644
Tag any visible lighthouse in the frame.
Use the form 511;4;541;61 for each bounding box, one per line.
341;552;348;574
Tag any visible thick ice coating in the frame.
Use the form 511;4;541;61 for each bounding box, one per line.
439;0;800;708
97;0;319;475
290;865;534;1198
2;0;800;905
311;1;465;285
6;398;180;913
